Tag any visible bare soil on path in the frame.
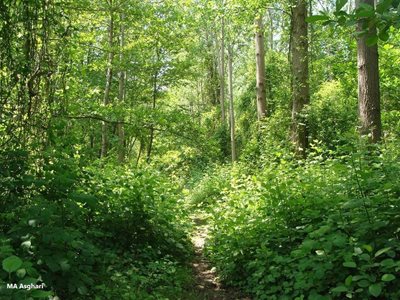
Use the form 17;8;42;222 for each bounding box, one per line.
188;215;251;300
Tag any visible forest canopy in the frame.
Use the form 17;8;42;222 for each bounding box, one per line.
0;0;399;299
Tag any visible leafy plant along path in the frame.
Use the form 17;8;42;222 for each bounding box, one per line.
190;215;250;300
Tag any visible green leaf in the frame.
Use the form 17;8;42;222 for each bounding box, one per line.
343;261;357;268
369;283;382;297
46;259;60;272
358;279;370;287
376;0;393;13
332;285;348;292
352;275;366;281
359;3;374;10
16;268;26;278
306;15;330;23
26;266;39;278
380;258;395;267
78;285;88;295
360;253;371;261
2;256;23;273
70;193;97;209
378;30;389;41
336;0;348;11
345;275;353;286
31;290;53;298
362;244;373;253
375;247;391;258
323;20;334;25
60;260;71;272
381;273;395;281
355;5;375;18
19;277;38;285
366;35;379;46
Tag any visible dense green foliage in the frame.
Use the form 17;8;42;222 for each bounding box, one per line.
205;140;400;299
0;149;192;299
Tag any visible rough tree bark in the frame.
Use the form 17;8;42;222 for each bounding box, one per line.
101;3;114;158
356;0;382;142
255;16;267;120
291;0;309;157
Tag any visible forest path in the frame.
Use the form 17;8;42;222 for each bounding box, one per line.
188;213;250;300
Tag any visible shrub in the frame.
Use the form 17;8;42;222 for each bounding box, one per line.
0;150;192;299
206;141;400;299
307;81;358;152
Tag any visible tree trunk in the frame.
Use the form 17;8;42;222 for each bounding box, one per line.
136;139;143;166
228;44;236;162
101;4;114;158
220;15;226;124
117;13;126;163
291;0;309;157
268;9;274;51
147;68;158;163
356;0;381;142
255;16;267;120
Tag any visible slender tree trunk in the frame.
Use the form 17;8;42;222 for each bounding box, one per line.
268;9;274;51
347;0;353;13
255;16;267;120
136;139;143;166
291;0;309;157
146;129;154;163
220;15;226;124
147;69;158;163
228;45;236;162
356;0;381;142
101;4;114;158
117;13;126;163
127;137;136;157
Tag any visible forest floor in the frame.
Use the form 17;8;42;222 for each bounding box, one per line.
187;213;251;300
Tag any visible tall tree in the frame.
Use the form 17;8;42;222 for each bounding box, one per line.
220;14;227;124
356;0;382;142
117;12;126;163
255;15;267;120
228;44;236;161
268;9;274;51
146;46;161;163
101;2;115;158
290;0;309;157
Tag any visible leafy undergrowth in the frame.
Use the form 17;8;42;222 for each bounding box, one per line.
0;150;194;299
204;140;400;299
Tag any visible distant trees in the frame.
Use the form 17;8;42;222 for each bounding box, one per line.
2;0;391;166
0;1;69;148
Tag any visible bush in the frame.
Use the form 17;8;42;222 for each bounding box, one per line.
206;141;400;299
307;81;358;152
188;164;232;207
0;150;192;299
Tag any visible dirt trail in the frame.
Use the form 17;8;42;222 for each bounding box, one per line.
189;216;250;300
